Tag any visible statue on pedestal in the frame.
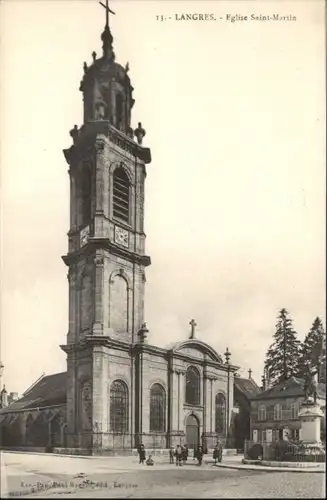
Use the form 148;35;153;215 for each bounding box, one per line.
303;364;318;404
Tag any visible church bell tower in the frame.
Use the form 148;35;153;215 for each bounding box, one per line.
61;4;151;449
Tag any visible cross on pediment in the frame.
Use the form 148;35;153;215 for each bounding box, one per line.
189;319;197;339
248;368;252;379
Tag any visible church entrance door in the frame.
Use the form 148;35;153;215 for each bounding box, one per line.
185;414;199;450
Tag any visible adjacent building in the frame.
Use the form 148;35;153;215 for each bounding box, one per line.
249;376;326;443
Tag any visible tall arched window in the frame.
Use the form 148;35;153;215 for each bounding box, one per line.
185;366;200;405
274;403;282;421
110;380;129;433
150;384;166;432
258;405;266;421
113;167;130;224
215;393;226;435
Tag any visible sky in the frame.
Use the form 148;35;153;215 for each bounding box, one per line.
0;0;325;395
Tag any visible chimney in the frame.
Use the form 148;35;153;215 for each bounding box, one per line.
261;375;266;391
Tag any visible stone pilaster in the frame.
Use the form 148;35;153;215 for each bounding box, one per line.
67;266;77;344
202;371;218;449
92;254;104;335
95;140;105;216
69;173;77;231
168;366;186;447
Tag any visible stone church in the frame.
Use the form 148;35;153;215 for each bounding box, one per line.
0;13;259;455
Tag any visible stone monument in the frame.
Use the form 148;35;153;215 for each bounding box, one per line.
298;365;324;455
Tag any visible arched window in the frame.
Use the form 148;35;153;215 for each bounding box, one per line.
109;275;128;333
215;393;226;435
258;405;266;421
185;366;200;405
274;403;282;421
290;403;298;420
110;380;129;432
150;384;166;432
113;167;130;224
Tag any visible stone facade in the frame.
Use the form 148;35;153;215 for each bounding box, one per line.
0;16;241;455
57;17;240;454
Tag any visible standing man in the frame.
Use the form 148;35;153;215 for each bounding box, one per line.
182;444;189;465
196;445;204;466
169;447;175;464
175;445;183;466
217;437;223;463
138;443;146;465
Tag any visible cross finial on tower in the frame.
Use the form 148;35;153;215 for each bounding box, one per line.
248;368;252;379
99;1;116;59
189;319;197;339
99;0;115;28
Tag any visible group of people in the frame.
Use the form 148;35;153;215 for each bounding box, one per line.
170;444;189;466
138;439;223;467
169;439;223;466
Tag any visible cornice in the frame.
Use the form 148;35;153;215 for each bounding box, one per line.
62;238;151;267
63;122;151;165
132;342;168;357
60;336;132;355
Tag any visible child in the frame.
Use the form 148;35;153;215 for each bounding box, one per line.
146;454;154;466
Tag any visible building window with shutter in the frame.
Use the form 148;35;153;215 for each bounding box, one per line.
291;403;298;420
113;167;130;224
274;403;282;421
258;405;266;421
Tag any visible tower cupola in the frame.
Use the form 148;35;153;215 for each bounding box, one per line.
79;1;134;135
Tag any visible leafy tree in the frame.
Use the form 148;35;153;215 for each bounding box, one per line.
264;308;301;386
298;317;326;382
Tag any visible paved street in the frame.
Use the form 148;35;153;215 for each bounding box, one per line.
1;452;325;498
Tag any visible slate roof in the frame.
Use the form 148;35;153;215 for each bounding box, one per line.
0;372;67;414
234;376;261;399
252;376;326;401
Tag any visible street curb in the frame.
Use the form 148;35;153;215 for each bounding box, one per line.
213;463;325;473
1;450;94;459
